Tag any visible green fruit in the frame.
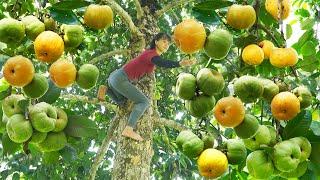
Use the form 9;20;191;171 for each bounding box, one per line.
21;15;45;40
289;137;311;161
202;134;215;149
280;161;308;178
293;86;312;109
246;150;274;179
61;24;84;48
276;81;290;92
176;130;204;158
42;151;60;165
38;131;67;152
273;140;301;172
0;18;25;44
22;74;49;99
30;131;47;144
196;68;225;96
76;64;99;90
261;78;279;102
266;125;277;146
38;79;61;104
44;17;56;31
53;108;68;132
234;75;264;103
185;95;215;118
234;114;259;139
243;125;271;151
204;29;233;60
29;102;57;133
6;114;33;143
2;94;25;117
226;139;247;165
2;114;10;124
175;73;196;100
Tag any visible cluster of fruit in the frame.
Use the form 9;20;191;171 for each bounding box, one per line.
176;68;225;118
1;94;68;152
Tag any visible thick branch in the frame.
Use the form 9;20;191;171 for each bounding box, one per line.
155;0;196;17
133;0;143;20
103;0;142;36
89;49;130;64
88;117;119;180
154;118;187;131
61;94;117;111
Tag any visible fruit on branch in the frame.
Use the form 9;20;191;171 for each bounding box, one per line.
225;139;247;165
22;74;49;99
270;48;298;68
0;18;25;44
176;130;204;158
202;134;215;150
185;95;215;118
259;40;275;59
243;125;272;151
43;16;57;31
272;140;301;172
214;96;245;127
84;4;113;29
21;15;45;40
52;107;68;132
29;102;57;133
2;94;25;117
76;64;100;90
61;24;84;48
260;78;279;102
176;73;197;100
271;91;300;121
3;55;35;87
242;44;264;65
293;86;313;109
197;148;228;178
49;60;77;88
280;161;308;178
226;4;256;29
234;114;259;139
246;150;274;179
289;137;311;162
34;31;64;63
234;76;264;103
265;0;290;20
173;19;206;54
267;125;277;146
30;131;47;144
204;29;233;60
6;114;33;143
196;68;225;96
38;131;67;152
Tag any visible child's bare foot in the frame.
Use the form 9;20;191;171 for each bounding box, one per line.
121;126;143;141
97;85;107;101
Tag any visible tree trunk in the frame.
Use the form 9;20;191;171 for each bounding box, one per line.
112;6;160;179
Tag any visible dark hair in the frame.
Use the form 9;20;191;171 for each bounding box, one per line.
149;32;171;49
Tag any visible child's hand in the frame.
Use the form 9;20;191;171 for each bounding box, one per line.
179;58;197;67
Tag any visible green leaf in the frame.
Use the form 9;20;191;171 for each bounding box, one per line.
282;110;312;140
192;8;221;25
64;115;98;138
0;78;10;92
0;54;10;68
2;132;21;156
49;7;79;24
0;86;11;100
286;24;292;39
38;79;61;104
42;151;60;165
17;99;30;114
193;0;233;11
292;30;314;52
234;34;258;48
300;169;318;180
310;121;320;136
298;54;320;72
301;41;317;56
300;18;315;30
59;145;77;162
51;0;90;10
12;172;20;180
295;9;310;17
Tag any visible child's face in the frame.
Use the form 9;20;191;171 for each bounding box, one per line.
155;38;170;53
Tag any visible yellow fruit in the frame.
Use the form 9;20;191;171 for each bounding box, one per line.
265;0;290;20
84;4;113;29
271;92;300;121
242;44;264;65
49;60;77;88
214;96;245;127
197;148;228;178
259;40;275;59
3;56;34;87
270;48;298;68
34;31;64;63
173;19;206;54
226;5;256;29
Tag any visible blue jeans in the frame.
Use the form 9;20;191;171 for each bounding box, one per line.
107;68;150;128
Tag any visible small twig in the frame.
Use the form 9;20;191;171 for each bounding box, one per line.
89;49;130;64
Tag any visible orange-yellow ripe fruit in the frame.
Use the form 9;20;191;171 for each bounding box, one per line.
84;4;113;29
49;60;77;88
227;5;256;29
271;91;300;121
242;44;264;65
270;48;298;68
